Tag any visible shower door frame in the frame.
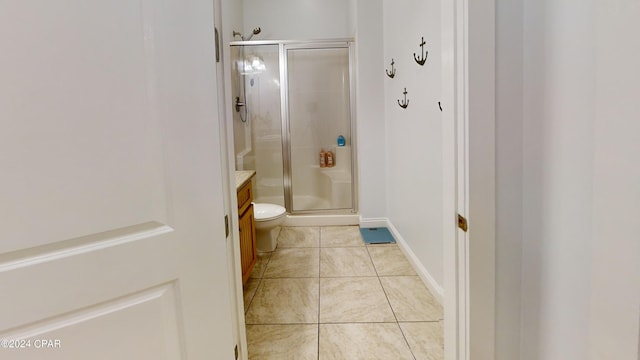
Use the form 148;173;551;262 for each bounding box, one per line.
281;40;357;215
230;39;358;215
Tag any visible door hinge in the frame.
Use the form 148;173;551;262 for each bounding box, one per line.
225;215;230;237
234;345;239;359
458;214;468;232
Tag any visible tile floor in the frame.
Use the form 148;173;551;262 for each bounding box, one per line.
243;226;444;360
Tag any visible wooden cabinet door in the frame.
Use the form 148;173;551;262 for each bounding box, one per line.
239;205;257;285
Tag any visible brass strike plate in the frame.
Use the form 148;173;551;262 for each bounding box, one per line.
458;214;468;232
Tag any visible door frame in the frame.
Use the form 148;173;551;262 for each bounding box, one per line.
441;0;466;356
442;0;496;358
214;1;249;359
218;0;497;357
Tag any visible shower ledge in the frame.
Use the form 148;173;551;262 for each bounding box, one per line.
320;168;351;183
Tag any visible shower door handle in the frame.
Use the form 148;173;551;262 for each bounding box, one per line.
235;96;246;112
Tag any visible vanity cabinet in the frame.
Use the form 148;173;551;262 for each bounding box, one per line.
237;180;256;285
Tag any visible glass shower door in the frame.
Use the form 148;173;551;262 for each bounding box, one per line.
285;45;354;212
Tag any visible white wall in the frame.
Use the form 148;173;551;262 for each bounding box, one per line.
354;0;387;219
521;0;595;358
382;0;443;287
467;0;497;357
498;0;640;358
242;0;352;40
495;0;523;358
349;0;357;36
588;0;640;357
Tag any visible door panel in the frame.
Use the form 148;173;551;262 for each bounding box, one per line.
3;283;182;360
0;1;233;358
0;0;167;252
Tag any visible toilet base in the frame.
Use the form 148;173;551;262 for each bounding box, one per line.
256;226;281;252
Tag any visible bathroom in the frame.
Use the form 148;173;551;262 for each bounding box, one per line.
221;0;443;275
221;0;445;358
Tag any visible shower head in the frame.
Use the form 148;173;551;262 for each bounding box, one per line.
233;27;262;41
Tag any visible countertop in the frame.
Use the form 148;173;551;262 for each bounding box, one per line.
235;170;256;191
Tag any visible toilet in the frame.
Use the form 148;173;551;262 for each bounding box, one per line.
253;203;287;252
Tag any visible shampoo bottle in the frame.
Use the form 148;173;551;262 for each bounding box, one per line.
320;148;326;168
327;150;334;167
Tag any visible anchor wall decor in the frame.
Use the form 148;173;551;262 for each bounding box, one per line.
398;87;409;109
414;37;428;66
386;58;396;78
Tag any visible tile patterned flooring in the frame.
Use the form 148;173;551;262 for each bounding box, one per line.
243;226;444;360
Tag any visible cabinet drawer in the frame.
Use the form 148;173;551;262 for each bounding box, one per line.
237;181;253;214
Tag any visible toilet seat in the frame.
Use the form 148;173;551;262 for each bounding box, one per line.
253;203;286;221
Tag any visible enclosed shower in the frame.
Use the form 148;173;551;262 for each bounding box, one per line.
231;39;356;214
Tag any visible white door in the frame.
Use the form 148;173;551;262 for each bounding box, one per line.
0;1;234;359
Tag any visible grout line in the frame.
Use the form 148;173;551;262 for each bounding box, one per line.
244;322;320;326
260;276;321;279
247;276;322;281
243;255;268;314
397;322;418;360
378;274;421;279
365;244;417;359
317;272;378;279
318;245;366;248
245;320;436;325
367;246;424;360
365;245;398;321
318;320;405;324
396;319;443;323
276;247;321;249
318;227;322;324
317;227;322;360
317;322;321;360
245;280;262;313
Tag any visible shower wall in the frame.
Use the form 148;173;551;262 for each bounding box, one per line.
231;45;284;205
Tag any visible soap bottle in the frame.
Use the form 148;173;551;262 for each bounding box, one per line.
320;148;326;168
337;135;345;147
326;150;334;167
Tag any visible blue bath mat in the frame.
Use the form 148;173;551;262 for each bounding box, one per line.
359;227;396;244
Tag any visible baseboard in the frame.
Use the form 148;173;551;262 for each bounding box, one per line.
361;217;444;304
284;214;359;227
359;217;389;228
